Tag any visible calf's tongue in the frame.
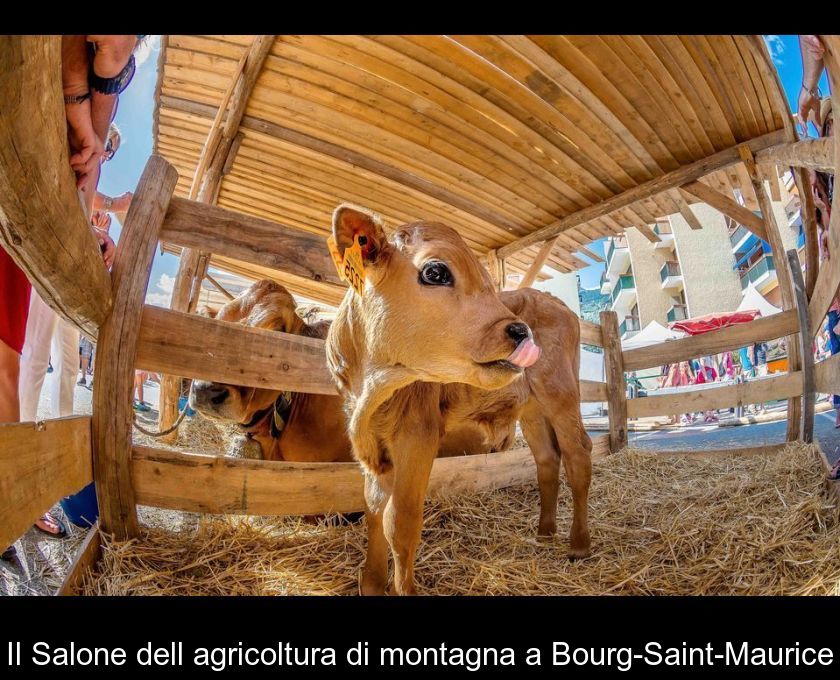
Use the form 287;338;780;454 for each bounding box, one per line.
507;338;541;368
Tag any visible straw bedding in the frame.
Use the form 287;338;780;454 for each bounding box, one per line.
81;442;840;595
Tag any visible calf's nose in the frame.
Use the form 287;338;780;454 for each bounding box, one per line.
191;381;230;406
505;322;532;345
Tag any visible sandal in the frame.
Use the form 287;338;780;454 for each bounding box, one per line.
34;512;67;539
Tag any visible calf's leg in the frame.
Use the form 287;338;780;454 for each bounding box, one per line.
552;418;592;559
360;471;392;596
383;433;438;595
520;409;560;537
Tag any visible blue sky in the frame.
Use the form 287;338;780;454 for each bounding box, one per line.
108;36;828;300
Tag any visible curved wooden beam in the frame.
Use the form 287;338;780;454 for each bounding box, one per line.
0;36;112;338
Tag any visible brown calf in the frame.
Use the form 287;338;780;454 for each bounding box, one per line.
326;206;592;595
189;279;352;463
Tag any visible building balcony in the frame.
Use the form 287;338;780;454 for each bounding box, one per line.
619;315;641;340
600;270;612;295
659;261;683;289
739;255;776;291
729;223;754;252
652;222;675;249
605;236;630;276
610;274;636;311
667;303;689;323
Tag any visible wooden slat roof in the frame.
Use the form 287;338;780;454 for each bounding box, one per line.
154;35;790;304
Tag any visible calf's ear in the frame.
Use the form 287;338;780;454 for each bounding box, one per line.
332;204;387;265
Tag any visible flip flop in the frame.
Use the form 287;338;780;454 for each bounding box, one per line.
34;513;67;539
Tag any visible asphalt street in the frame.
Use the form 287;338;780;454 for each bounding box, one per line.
625;410;840;464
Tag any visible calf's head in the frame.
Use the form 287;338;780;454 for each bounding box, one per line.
189;280;307;424
327;205;539;393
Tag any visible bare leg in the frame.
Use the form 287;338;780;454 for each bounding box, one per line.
520;409;560;537
360;472;391;596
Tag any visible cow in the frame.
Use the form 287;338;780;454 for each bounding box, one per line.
189;279;353;463
325;205;592;595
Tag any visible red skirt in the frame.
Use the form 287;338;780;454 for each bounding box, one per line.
0;247;32;354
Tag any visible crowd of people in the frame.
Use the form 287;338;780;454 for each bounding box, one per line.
1;36;144;561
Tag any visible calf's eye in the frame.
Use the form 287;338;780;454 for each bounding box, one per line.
419;261;453;287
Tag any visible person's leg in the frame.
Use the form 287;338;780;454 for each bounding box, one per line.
78;346;89;385
0;339;20;423
18;292;56;422
828;311;840;425
51;320;80;418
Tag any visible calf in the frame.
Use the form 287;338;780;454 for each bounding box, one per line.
189;280;352;463
326;206;592;595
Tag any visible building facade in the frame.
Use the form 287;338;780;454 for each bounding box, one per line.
600;178;796;340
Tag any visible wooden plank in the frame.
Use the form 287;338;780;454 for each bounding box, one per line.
518;236;560;289
678;202;704;230
0;417;92;552
579;319;604;348
787;249;815;442
132;445;538;516
580;380;608;403
56;523;101;597
680;179;767;239
815;352;840;395
808;36;840;337
754;136;834;174
161;94;527;236
623;310;799;371
495;129;787;259
204;272;235;301
92;156;178;540
649;443;788;459
601;311;627;452
627;371;803;419
136;305;338;396
0;36;112;338
160;197;341;285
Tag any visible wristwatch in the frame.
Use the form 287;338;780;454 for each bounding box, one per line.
802;82;821;98
103;196;114;211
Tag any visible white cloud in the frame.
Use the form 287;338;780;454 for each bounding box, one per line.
134;35;161;67
764;35;785;66
144;273;174;307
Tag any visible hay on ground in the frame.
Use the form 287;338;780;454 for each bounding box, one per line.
81;442;840;595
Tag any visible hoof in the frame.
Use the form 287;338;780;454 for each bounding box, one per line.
537;523;557;537
567;546;591;561
358;568;387;596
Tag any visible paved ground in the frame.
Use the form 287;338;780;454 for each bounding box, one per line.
622;410;840;464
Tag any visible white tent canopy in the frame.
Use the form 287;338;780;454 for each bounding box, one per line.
621;320;686;350
736;282;782;317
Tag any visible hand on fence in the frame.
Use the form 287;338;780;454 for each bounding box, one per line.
92;226;116;269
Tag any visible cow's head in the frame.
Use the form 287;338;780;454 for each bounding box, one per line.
326;205;539;394
189;280;307;424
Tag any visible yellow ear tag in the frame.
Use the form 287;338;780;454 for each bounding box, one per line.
326;234;367;297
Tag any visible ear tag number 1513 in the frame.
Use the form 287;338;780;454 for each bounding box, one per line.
327;234;367;297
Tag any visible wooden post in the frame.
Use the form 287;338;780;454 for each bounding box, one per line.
600;311;627;452
518;236;560;289
787;249;815;442
739;145;803;441
792;166;820;299
92;155;178;540
158;35;275;439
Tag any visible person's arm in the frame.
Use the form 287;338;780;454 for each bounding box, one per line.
86;36;138;143
799;35;826;131
94;190;133;213
62;36;102;186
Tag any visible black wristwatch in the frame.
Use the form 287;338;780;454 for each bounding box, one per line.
90;54;136;96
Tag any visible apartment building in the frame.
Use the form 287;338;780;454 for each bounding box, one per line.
600;195;794;341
